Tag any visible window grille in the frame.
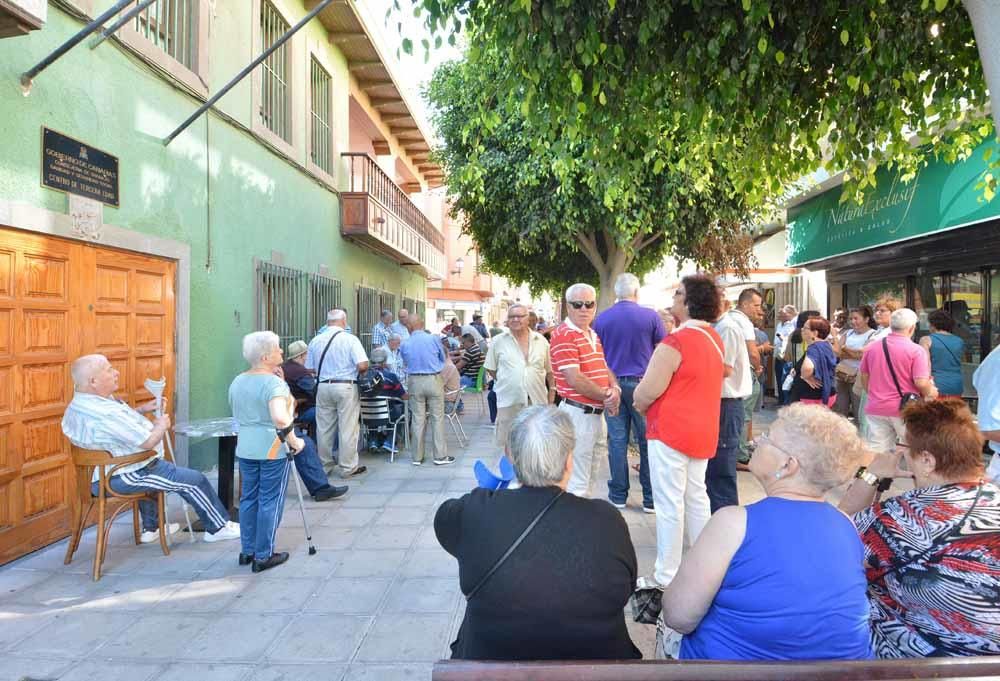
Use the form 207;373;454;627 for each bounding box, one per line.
310;57;333;174
254;261;307;353
134;0;195;69
414;300;426;321
260;1;291;142
401;296;417;317
309;273;342;335
379;291;397;326
356;285;381;353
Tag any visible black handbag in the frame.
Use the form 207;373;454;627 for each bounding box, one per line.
881;339;921;411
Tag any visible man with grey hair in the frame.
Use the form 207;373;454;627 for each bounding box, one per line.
306;308;370;477
550;282;620;497
61;354;240;543
399;314;453;465
774;304;798;404
392;308;411;340
484;303;555;448
859;307;938;453
372;310;394;349
593;273;665;512
381;333;407;389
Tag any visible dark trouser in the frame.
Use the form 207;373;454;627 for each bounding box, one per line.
238;457;290;561
706;397;743;513
487;380;498;424
291;431;333;496
606;377;653;508
775;359;791;405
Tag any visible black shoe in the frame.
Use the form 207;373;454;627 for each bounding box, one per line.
238;553;253;566
433;456;456;466
313;485;349;501
252;552;289;573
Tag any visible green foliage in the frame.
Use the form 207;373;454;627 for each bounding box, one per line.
414;0;994;212
425;56;754;297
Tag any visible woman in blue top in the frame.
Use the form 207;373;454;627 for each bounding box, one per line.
661;403;872;660
789;317;838;408
228;331;305;573
918;309;965;398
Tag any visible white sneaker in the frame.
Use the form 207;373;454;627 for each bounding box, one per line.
203;521;240;543
140;523;180;544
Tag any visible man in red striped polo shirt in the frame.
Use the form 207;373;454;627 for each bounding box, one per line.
550;283;621;498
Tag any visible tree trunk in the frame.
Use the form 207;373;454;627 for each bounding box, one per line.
576;230;632;312
964;0;1000;137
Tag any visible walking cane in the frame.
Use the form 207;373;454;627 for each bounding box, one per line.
276;427;317;556
144;377;195;542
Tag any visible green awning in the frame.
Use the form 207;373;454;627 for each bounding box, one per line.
786;141;1000;267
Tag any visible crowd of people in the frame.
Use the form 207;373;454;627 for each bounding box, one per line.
57;276;1000;658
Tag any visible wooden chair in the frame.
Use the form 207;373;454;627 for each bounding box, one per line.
64;446;170;581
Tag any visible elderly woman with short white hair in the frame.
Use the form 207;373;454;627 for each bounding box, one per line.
660;403;872;660
228;331;305;573
435;405;640;660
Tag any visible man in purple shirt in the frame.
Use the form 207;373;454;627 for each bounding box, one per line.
593;273;666;512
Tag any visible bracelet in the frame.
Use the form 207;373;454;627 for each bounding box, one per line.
854;466;879;487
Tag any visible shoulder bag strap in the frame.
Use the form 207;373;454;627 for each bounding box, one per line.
312;328;343;397
934;334;962;366
881;338;905;399
466;490;564;601
686;325;725;363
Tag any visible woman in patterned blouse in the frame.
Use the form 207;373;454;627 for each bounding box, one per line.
840;398;1000;657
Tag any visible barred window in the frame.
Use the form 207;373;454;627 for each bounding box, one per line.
309;273;342;335
310;57;333;174
133;0;195;69
255;262;342;352
357;285;381;353
260;1;291;143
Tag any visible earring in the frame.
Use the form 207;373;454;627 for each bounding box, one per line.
774;471;782;480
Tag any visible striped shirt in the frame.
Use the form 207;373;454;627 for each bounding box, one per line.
550;319;610;407
61;392;162;482
460;344;485;379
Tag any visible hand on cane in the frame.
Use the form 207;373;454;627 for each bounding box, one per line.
286;430;306;455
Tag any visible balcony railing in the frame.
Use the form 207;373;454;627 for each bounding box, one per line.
340;153;445;279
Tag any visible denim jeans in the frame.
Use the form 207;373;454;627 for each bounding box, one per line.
238;457;290;561
291;430;332;496
98;459;230;533
487;380;498;424
297;405;316;425
605;377;653;508
706;397;743;512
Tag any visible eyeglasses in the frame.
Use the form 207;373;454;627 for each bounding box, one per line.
507;314;526;319
894;441;910;449
568;301;596;310
753;431;797;460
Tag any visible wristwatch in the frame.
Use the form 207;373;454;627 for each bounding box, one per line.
854;466;879;487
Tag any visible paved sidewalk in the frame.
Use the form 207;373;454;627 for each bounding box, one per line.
0;406;771;681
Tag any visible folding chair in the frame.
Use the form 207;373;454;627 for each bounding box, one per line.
444;388;468;447
360;395;407;462
462;366;488;415
65;446;170;581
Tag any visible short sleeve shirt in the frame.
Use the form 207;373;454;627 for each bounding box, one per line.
484;331;551;408
460;344;485;379
715;312;753;398
305;327;369;381
550;320;610;407
229;373;291;460
974;344;1000;481
62;392;162;482
859;334;930;417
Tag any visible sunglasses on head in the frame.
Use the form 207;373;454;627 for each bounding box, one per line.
569;301;596;310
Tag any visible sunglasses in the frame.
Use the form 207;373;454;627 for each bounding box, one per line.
568;301;596;310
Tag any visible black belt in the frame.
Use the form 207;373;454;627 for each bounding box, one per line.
562;398;604;415
409;372;438;376
616;375;642;381
320;379;357;384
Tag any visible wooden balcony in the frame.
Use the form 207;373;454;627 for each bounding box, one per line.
340;153;446;280
0;0;45;38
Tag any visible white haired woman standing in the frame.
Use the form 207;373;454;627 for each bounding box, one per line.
435;405;640;660
229;331;305;573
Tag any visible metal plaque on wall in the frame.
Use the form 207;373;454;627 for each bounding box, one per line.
41;127;119;207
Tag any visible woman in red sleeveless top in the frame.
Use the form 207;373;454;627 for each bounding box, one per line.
635;274;727;588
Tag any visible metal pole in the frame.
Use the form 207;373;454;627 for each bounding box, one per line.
20;0;137;93
90;0;158;50
163;0;335;146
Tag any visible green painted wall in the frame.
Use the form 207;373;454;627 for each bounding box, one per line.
0;4;426;469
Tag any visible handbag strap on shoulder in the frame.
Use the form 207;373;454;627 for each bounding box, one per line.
881;338;905;399
466;490;564;601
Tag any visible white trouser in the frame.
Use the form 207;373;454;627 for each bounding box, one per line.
865;414;905;454
559;401;606;498
316;382;361;475
648;439;711;587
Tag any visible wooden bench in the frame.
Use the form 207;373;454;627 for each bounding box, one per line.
432;657;1000;681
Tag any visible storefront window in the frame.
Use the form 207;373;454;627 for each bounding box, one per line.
912;274;946;342
947;271;983;364
990;269;1000;352
844;279;906;312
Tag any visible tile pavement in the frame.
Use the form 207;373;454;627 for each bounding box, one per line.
0;404;776;681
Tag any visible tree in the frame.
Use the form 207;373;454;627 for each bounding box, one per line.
427;56;755;308
415;0;995;208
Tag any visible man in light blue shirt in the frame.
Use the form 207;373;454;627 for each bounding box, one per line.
391;308;411;340
399;314;452;466
974;343;1000;483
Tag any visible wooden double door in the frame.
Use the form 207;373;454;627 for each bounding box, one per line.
0;228;176;565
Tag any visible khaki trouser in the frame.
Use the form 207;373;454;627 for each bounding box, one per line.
494;404;526;449
316;382;360;476
409;374;447;462
559;401;607;498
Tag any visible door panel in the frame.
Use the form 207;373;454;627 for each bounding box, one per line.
0;228;176;565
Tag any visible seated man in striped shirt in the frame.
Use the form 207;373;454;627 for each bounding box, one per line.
550;283;621;498
61;354;240;544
